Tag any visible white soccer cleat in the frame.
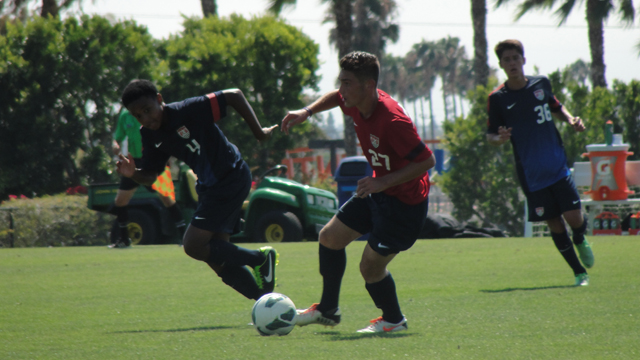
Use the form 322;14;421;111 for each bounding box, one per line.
295;303;341;327
356;316;408;333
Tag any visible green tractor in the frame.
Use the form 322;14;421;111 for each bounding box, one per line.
87;165;338;244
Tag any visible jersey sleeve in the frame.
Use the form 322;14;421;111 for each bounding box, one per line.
389;115;433;163
205;91;228;123
543;77;563;112
486;91;504;134
140;130;170;174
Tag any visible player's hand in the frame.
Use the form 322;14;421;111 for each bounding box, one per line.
116;154;136;178
570;117;585;132
258;124;279;142
281;109;309;135
355;176;386;198
498;126;512;142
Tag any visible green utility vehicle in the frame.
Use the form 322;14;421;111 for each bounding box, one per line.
87;165;338;244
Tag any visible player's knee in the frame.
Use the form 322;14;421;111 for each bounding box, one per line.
182;238;206;261
359;261;383;283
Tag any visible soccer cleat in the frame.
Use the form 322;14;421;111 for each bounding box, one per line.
357;316;408;333
295;303;341;327
575;238;595;268
253;246;278;293
107;239;131;249
575;273;589;286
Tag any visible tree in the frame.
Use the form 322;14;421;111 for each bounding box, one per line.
201;0;217;17
471;0;490;87
0;0;79;18
0;15;159;199
158;14;321;173
440;79;525;236
268;0;401;156
495;0;636;88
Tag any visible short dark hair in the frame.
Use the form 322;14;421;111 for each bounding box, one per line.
494;39;524;60
122;79;158;107
339;51;380;85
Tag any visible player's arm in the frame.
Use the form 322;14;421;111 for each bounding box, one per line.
281;90;341;135
486;94;512;146
552;107;585;132
222;89;278;141
356;154;435;198
116;154;159;186
486;127;512;146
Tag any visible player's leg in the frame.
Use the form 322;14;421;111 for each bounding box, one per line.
156;193;187;244
183;162;276;299
182;226;264;300
356;194;427;333
527;182;587;285
296;197;367;327
109;184;137;248
554;177;594;270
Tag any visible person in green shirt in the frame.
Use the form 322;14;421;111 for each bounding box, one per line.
110;109;185;248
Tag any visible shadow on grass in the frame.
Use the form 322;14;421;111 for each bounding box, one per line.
111;325;238;334
311;330;413;341
480;285;576;293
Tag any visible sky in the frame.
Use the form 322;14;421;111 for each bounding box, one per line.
74;0;640;134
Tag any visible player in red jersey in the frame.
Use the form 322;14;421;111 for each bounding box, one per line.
281;51;435;333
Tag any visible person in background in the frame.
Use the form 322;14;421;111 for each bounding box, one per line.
486;39;594;286
110;108;185;248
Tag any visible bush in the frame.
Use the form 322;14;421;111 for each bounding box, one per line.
0;194;112;247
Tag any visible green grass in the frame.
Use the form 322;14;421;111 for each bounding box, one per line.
1;237;638;360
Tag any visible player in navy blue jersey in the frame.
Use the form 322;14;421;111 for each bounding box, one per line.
116;79;279;300
281;52;436;333
486;40;594;286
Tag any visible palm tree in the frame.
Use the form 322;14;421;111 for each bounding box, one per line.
201;0;217;17
405;41;439;139
269;0;401;156
494;0;636;88
471;0;490;87
0;0;78;17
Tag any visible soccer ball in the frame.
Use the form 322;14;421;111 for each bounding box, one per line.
251;293;297;336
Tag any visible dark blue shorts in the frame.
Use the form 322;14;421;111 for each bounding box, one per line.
337;192;428;256
525;175;581;222
119;158;155;192
190;161;251;234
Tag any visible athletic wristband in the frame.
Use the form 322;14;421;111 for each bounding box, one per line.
303;106;313;117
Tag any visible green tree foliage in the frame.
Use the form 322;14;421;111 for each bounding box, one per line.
440;79;525;236
158;14;321;172
0;15;159;199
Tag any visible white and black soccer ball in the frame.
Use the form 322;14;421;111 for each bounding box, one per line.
251;293;297;336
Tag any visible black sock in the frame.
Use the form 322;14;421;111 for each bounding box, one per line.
551;231;586;275
365;273;403;324
207;239;263;268
571;214;588;245
167;204;186;230
112;206;129;241
318;244;346;313
219;266;261;300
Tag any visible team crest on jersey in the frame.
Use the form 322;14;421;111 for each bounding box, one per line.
535;207;544;217
177;126;190;139
533;89;545;101
370;134;380;148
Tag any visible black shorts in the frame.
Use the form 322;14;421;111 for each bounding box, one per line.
119;158;155;192
525;175;581;222
337;192;428;256
190;162;251;234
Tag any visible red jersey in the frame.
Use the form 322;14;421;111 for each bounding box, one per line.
339;90;432;204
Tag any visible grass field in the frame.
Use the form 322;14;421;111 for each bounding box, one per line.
1;237;638;360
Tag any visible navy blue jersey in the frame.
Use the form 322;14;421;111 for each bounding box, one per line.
487;75;570;192
140;91;243;188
